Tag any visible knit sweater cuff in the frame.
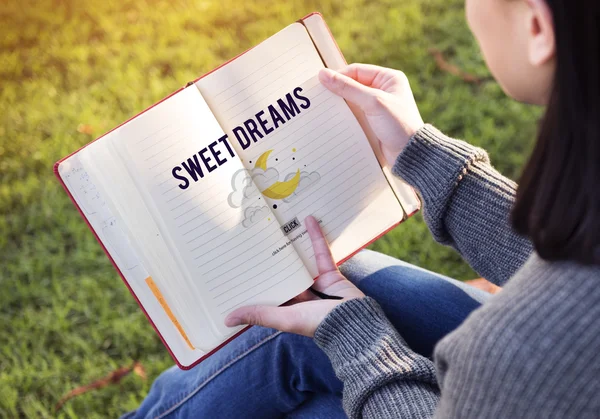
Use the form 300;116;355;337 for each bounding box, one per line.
314;297;407;361
314;297;439;415
314;297;438;398
392;124;490;243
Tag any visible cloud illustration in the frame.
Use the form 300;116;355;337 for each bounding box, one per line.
250;167;279;189
242;206;270;228
229;165;307;207
283;171;321;203
241;167;280;200
228;169;253;208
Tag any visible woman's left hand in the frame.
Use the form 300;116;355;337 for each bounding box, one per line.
224;216;365;337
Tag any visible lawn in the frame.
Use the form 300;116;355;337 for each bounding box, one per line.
0;0;540;417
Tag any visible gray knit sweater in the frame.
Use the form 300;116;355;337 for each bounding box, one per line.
313;125;600;418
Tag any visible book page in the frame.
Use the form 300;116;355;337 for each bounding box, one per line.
196;23;404;277
58;155;206;367
108;86;312;345
80;129;220;352
302;14;421;216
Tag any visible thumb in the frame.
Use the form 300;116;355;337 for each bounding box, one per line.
225;301;346;337
225;305;287;329
319;68;377;107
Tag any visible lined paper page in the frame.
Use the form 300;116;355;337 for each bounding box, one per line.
80;126;216;350
197;24;323;129
109;86;312;343
196;24;404;277
59;155;206;366
303;13;420;216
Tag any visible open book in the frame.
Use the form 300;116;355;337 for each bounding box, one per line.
54;13;420;369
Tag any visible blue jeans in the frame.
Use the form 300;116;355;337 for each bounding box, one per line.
124;250;490;418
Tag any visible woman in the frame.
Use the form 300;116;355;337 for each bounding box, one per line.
127;0;599;417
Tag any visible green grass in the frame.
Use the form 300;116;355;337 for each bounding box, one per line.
0;0;540;416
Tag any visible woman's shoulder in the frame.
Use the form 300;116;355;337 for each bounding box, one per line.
434;254;600;417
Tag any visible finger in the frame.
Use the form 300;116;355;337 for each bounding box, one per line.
339;63;407;93
225;305;287;329
338;63;389;87
319;68;378;106
225;304;317;336
305;216;338;275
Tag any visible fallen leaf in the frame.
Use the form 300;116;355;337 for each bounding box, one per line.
55;361;146;412
429;48;488;85
133;362;147;380
465;278;502;294
77;124;94;135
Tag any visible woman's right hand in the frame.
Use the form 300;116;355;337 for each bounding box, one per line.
319;64;424;166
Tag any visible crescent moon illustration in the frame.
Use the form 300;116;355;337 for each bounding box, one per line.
261;169;301;200
254;149;300;200
254;149;273;171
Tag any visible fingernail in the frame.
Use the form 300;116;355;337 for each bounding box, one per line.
319;68;335;84
224;315;240;327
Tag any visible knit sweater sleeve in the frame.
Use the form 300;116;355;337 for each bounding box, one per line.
314;297;440;418
392;125;533;286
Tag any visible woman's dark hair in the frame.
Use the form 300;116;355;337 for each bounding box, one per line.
511;0;599;265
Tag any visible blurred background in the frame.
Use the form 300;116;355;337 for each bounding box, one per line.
0;0;540;417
